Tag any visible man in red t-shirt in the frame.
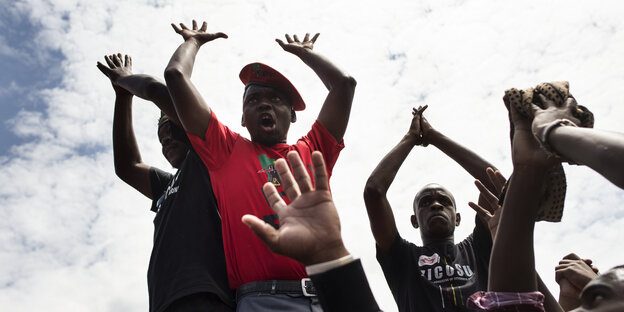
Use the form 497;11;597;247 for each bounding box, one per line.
163;20;356;311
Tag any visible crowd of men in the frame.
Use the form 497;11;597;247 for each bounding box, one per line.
98;19;624;312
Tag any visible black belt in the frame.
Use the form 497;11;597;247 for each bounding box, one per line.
236;279;317;300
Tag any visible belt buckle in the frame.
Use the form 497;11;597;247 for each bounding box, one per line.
301;278;316;297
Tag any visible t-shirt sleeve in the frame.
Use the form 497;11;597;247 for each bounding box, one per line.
149;167;173;212
376;235;410;296
470;214;493;258
185;111;239;170
298;120;345;174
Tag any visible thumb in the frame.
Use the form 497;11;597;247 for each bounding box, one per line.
242;215;279;251
96;62;111;77
215;32;228;39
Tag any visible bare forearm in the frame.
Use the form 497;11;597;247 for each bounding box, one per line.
549;126;624;188
365;134;418;194
428;129;497;192
363;134;418;251
112;95;141;178
296;49;353;90
116;74;180;126
537;274;564;312
164;38;212;138
489;165;546;292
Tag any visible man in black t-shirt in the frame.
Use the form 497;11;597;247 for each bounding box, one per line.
363;107;498;312
98;54;234;311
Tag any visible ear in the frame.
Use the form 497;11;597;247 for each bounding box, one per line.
291;109;297;123
455;212;461;226
411;214;419;229
241;115;246;127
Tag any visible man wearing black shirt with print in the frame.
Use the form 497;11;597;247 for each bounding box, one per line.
98;54;233;312
364;106;498;312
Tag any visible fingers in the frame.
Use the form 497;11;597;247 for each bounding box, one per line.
563;253;582;261
200;21;208;32
275;158;301;201
125;55;132;68
171;23;182;33
311;151;329;191
474;179;499;213
96;62;111;76
241;214;280;251
303;33;310;42
486;168;506;194
285;34;293;43
293;34;300;42
286;151;313;193
180;22;189;30
112;54;122;66
192;19;198;30
104;55;115;68
215;32;228;39
468;201;493;219
311;33;320;43
262;182;287;215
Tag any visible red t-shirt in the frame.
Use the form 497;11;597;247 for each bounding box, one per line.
188;112;344;289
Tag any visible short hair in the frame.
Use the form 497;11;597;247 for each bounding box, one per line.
413;183;456;211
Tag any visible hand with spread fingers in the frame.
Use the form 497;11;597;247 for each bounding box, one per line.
407;105;428;145
276;33;319;56
171;20;228;45
97;53;133;95
242;151;349;266
468;167;506;240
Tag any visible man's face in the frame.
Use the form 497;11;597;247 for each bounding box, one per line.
158;122;188;169
572;267;624;312
412;184;459;239
242;85;295;146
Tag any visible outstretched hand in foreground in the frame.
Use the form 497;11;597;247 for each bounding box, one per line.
242;151;349;266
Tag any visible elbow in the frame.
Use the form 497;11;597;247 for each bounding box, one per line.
363;178;386;202
339;75;357;91
164;66;185;83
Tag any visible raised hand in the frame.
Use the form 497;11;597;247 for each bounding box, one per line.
241;151;349;266
407;105;428;145
97;53;133;95
506;95;558;168
171;20;228;45
419;111;435;147
468;168;506;239
276;33;319;56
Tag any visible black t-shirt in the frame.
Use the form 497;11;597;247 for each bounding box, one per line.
377;216;492;312
148;149;234;312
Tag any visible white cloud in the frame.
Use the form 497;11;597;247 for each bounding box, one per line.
2;0;624;311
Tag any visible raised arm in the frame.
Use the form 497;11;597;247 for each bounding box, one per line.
420;112;499;194
532;95;624;189
164;20;227;138
276;33;356;142
488;97;562;312
98;55;152;199
97;54;180;125
363;106;427;253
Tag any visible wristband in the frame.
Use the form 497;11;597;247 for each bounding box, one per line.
306;254;355;275
535;118;578;156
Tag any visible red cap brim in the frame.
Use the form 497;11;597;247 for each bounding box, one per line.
239;62;305;111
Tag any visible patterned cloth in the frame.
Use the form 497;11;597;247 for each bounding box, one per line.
502;81;594;222
466;291;545;312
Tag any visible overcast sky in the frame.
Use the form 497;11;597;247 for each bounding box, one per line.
1;0;624;311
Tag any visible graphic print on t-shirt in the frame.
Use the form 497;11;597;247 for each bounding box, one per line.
155;172;180;213
419;253;474;284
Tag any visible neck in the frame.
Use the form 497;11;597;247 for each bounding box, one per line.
421;234;455;246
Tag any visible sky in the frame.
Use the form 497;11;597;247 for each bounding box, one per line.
1;0;624;311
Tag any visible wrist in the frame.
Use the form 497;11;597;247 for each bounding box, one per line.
423;128;441;145
534;119;578;155
304;243;350;266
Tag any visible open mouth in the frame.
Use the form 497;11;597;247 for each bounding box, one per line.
260;114;276;131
